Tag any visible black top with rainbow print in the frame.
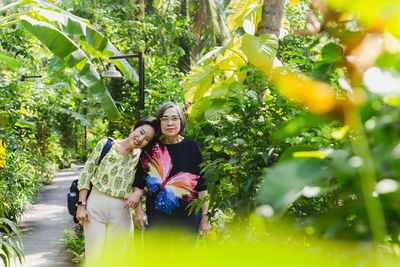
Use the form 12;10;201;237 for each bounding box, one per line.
133;138;207;216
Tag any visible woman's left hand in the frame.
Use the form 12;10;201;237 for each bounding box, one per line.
199;215;211;236
124;190;143;209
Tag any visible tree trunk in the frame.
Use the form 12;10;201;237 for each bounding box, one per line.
258;0;286;38
136;0;145;19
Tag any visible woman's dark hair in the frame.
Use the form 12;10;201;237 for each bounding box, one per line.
132;116;159;137
156;102;186;134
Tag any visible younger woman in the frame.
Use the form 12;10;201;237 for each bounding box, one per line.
76;117;158;265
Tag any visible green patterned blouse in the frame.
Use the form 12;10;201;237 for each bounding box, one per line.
77;138;141;199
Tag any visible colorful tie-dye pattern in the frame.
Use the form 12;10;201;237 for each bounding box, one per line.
142;142;199;214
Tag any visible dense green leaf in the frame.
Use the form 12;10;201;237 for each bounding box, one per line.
58;108;92;128
15;119;35;129
183;65;219;102
257;159;332;215
0;54;21;68
272;113;328;140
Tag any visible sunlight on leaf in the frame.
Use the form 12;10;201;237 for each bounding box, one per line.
255;204;274;218
348;156;363;168
243;19;255;35
293;149;334;159
326;0;400;38
302;186;321;198
331;125;349;139
226;0;260;32
241;33;278;71
363;67;400;96
375;179;398;194
183;66;219;102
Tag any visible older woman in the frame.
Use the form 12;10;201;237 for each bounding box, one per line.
133;102;210;236
76;117;158;265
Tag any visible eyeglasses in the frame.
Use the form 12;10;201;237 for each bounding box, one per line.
160;116;180;123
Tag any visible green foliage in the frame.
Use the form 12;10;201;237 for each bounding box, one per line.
186;68;297;217
0;81;70;220
0;218;24;267
252;0;400;245
241;33;278;70
0;0;144;121
56;225;85;263
59;0;193;136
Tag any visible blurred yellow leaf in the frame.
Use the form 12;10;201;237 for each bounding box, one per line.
293;150;333;159
326;0;400;38
0;139;5;168
338;12;352;22
273;72;338;114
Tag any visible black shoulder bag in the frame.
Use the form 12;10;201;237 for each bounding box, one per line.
67;138;114;223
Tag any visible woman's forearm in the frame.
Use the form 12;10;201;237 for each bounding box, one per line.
198;190;209;213
79;189;89;202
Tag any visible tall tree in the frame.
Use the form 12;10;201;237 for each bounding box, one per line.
258;0;286;37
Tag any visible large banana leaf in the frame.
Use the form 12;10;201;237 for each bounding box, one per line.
20;16;120;121
34;7;138;81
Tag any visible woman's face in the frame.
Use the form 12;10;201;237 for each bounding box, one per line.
128;124;155;149
160;107;181;138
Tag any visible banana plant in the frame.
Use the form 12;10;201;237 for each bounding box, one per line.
184;0;278;122
0;0;139;121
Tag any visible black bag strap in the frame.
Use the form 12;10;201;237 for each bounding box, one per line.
97;138;113;166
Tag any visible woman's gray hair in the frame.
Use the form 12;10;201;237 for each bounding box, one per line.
156;102;186;134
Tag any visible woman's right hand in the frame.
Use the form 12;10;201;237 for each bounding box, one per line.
134;206;148;230
76;205;90;223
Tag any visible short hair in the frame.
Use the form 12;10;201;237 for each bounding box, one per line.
132;116;159;137
156;102;186;134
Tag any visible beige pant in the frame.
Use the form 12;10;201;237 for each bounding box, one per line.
83;187;132;266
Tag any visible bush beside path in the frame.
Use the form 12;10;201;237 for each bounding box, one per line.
13;164;83;266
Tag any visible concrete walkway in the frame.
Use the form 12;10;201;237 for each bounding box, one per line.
14;164;83;267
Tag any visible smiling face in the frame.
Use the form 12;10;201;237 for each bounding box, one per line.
128;124;155;149
160;107;181;138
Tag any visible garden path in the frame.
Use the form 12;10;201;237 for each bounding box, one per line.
14;163;83;267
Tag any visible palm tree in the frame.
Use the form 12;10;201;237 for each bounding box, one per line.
258;0;286;37
189;0;230;60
